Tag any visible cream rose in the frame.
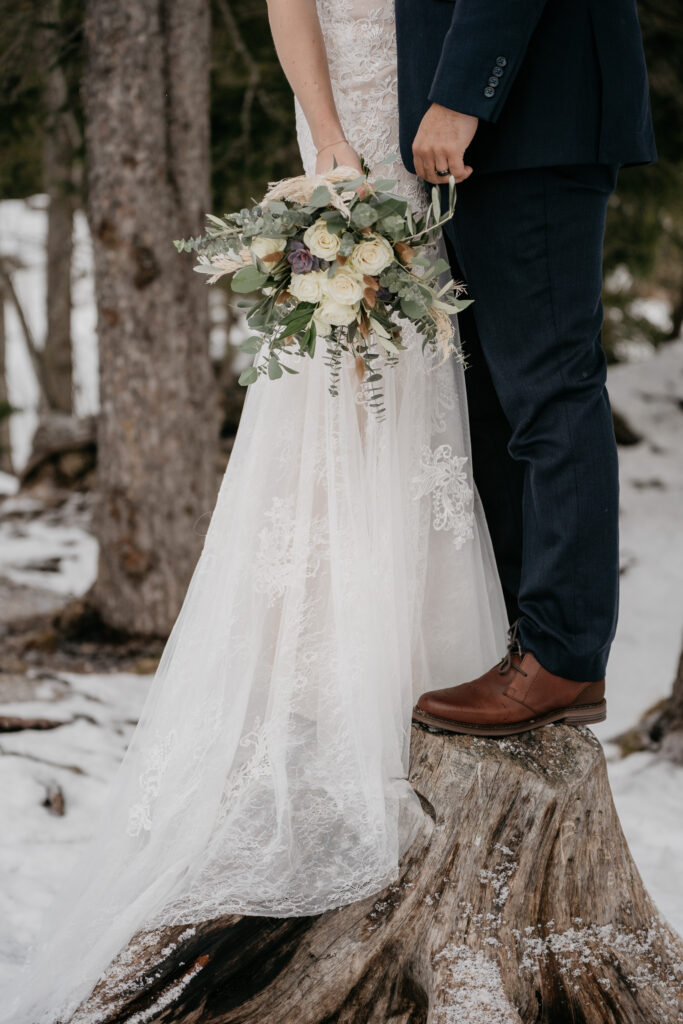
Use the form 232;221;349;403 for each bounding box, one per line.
325;269;364;306
348;235;394;276
313;316;331;339
288;270;327;304
250;236;287;260
303;219;341;260
316;296;358;327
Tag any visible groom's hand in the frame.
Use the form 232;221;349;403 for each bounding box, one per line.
412;105;478;185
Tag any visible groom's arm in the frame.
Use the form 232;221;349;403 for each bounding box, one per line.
428;0;550;123
412;0;549;184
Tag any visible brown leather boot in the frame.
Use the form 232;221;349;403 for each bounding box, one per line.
413;621;606;737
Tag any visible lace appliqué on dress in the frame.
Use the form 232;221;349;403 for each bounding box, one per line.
127;731;177;838
412;444;475;550
253;496;326;606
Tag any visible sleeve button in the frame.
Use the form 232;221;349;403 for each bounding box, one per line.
495;56;507;67
492;66;504;77
484;86;496;98
488;76;499;87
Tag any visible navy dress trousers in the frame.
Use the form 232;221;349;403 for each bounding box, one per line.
395;0;656;681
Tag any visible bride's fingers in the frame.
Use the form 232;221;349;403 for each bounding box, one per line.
315;142;362;175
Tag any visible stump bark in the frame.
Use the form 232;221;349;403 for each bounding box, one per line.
72;724;683;1024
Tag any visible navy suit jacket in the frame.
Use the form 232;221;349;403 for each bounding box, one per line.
394;0;657;174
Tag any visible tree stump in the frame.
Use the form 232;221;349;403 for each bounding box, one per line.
71;724;683;1024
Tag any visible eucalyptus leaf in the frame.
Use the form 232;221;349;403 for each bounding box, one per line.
205;213;228;229
231;266;269;293
377;214;405;239
400;297;426;319
351;204;378;229
310;185;331;207
377;333;400;354
240;336;263;354
337;174;365;191
339;232;356;257
370;316;391;339
268;357;283;380
372;178;398;192
238;366;259;386
375;197;407;219
321;210;346;234
375;151;400;165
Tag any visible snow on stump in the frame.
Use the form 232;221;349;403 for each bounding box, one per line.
71;723;683;1024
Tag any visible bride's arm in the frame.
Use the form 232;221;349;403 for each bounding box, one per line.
266;0;362;173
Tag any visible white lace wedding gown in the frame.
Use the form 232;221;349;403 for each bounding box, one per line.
6;2;507;1021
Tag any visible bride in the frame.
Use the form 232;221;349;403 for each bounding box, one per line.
6;1;507;1020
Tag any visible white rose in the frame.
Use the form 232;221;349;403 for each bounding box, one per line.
316;296;358;327
348;235;395;277
313;316;331;339
325;269;364;306
303;219;341;260
288;270;327;304
250;236;287;260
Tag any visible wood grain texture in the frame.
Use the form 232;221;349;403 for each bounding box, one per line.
71;724;683;1024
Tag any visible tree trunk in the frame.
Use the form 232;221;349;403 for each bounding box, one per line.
39;0;78;416
0;289;13;474
657;645;683;761
70;724;683;1024
617;641;683;764
83;0;218;636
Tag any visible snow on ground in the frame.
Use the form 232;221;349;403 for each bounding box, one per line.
594;338;683;936
0;672;147;987
0;198;681;989
597;340;683;741
0;493;97;596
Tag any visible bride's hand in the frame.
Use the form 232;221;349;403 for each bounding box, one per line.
315;139;362;175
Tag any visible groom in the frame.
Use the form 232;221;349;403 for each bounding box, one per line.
396;0;656;736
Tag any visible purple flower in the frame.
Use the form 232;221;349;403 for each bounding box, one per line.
377;286;396;303
286;239;319;274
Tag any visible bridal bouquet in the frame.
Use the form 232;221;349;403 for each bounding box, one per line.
175;161;470;414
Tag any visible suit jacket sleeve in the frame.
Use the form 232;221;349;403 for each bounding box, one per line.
428;0;550;123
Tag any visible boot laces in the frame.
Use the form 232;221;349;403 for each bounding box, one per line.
497;619;528;677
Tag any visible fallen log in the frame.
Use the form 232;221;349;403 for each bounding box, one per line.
19;413;96;492
71;723;683;1024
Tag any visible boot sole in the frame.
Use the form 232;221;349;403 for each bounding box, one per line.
411;699;607;737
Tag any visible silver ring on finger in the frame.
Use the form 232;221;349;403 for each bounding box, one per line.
435;168;450;177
